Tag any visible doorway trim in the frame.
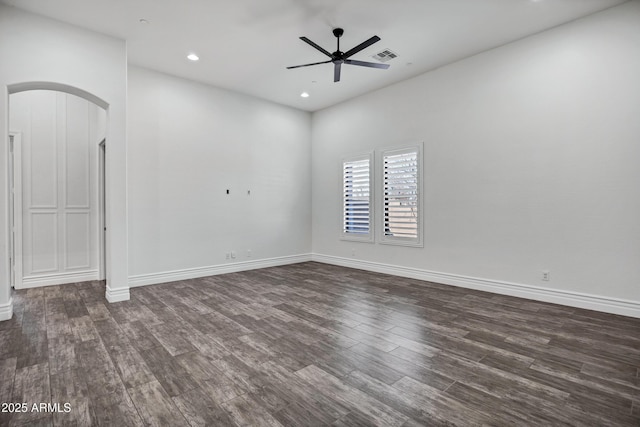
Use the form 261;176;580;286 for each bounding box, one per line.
98;139;106;281
10;82;108;110
8;132;23;289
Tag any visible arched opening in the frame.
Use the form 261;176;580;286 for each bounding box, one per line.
6;82;109;293
9;82;108;109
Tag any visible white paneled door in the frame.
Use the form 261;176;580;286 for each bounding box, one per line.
9;90;106;288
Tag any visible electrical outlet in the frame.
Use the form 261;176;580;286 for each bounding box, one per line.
225;253;230;260
247;249;251;258
542;270;550;281
231;250;237;259
351;248;356;257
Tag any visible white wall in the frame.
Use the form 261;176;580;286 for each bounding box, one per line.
311;2;640;313
10;90;105;288
0;5;128;318
127;66;311;283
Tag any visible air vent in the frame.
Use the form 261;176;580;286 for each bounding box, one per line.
372;49;398;63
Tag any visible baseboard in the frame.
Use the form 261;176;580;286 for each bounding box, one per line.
19;270;99;289
312;253;640;319
128;254;313;288
0;297;13;321
105;285;130;303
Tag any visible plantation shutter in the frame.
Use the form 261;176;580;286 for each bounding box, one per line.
343;157;371;236
383;150;418;239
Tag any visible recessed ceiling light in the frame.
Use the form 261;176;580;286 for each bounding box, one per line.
187;53;199;61
300;92;310;98
139;18;149;24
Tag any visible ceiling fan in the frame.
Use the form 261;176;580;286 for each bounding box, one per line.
287;28;390;82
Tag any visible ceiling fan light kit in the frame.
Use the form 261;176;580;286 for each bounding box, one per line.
287;28;390;82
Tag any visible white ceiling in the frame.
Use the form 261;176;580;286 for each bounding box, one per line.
1;0;628;111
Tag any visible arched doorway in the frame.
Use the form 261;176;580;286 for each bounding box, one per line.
6;82;110;294
9;88;107;289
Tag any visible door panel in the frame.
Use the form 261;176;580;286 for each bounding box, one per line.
65;212;91;269
30;212;58;273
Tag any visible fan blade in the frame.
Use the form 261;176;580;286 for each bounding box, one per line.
287;60;332;69
344;59;390;69
334;62;342;82
300;37;333;58
343;35;381;59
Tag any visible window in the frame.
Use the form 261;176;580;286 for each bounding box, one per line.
381;145;422;246
342;154;373;241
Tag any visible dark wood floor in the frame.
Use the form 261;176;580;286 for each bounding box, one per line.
1;262;639;426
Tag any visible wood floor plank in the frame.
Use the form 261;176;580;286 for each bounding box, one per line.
69;316;100;343
0;357;17;402
83;364;128;399
49;368;94;426
175;351;226;382
16;329;48;369
207;354;261;393
0;357;17;426
443;380;542;425
128;380;189;427
119;320;163;351
260;360;351;421
342;369;454;426
199;372;247;405
295;364;409;427
220;394;284;427
63;298;90;319
353;324;439;357
580;362;640;389
11;362;51;426
76;338;113;371
47;335;77;375
172;386;235;427
138;346;200;397
146;322;198;356
0;329;22;359
91;391;144;427
529;358;639;409
349;343;454;391
274;398;338;426
106;343;156;389
84;302;112;322
391;375;494;426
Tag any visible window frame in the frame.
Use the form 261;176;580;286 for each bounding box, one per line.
378;143;423;247
340;152;374;243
